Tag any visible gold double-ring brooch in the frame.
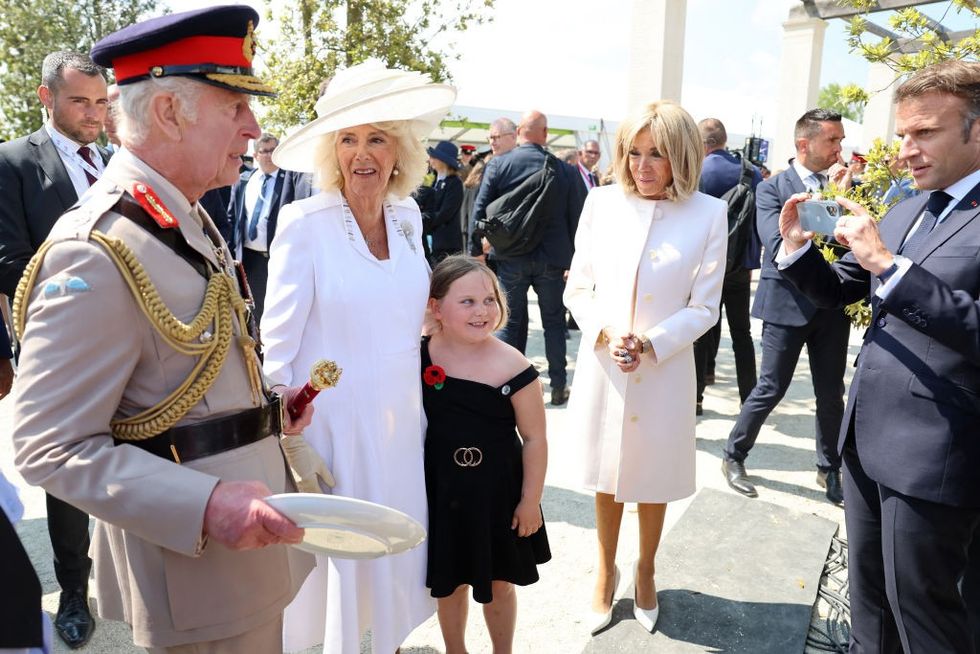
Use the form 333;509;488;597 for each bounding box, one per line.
453;447;483;467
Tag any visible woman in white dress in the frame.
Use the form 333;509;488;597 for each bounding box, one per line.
564;101;727;636
261;60;456;654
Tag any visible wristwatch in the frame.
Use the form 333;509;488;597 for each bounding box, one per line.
638;335;653;354
876;259;900;284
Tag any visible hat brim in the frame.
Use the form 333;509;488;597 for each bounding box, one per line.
272;84;456;173
204;72;276;97
427;147;462;170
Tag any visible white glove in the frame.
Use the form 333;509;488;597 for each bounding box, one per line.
280;434;335;493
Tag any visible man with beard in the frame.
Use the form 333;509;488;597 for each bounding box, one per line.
0;50;109;650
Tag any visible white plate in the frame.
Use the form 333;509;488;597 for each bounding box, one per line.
264;493;426;559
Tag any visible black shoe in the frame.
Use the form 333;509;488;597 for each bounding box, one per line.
551;385;570;406
695;401;703;416
817;469;844;505
722;459;757;498
56;588;95;649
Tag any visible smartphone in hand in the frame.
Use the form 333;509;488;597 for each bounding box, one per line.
798;200;843;235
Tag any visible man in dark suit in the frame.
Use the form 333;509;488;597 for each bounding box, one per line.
721;108;850;505
0;50;108;649
694;118;763;413
472;110;585;405
228;132;286;321
574;139;601;192
777;60;980;653
279;169;314;207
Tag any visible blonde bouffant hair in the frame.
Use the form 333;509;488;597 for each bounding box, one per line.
613;100;703;202
311;120;428;199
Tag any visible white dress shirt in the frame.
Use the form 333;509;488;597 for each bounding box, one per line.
45;123;104;198
243;169;277;253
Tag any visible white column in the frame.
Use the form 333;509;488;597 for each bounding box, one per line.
862;60;898;149
771;12;827;169
627;0;687;112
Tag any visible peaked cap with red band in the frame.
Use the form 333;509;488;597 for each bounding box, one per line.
90;5;275;97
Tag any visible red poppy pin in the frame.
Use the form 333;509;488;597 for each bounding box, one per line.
423;364;446;390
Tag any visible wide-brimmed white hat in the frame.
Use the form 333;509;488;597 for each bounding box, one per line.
272;59;456;173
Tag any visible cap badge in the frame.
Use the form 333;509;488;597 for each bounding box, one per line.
242;20;257;63
133;182;179;229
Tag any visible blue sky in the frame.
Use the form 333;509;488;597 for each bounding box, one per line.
169;0;977;141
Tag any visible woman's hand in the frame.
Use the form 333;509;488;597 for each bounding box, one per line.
512;498;543;537
606;330;640;373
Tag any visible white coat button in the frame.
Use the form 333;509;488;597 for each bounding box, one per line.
634;374;642;383
643;293;653;303
630;415;639;423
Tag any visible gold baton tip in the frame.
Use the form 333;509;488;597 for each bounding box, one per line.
309;359;342;390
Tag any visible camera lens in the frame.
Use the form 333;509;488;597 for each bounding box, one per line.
829;205;838;216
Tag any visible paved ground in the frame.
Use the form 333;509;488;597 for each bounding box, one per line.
1;277;862;653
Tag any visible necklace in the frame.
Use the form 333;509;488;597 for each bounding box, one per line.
340;197;417;255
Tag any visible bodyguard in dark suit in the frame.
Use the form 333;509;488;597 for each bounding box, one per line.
721;109;850;505
0;50;108;649
777;60;980;654
694;118;763;411
472;110;585;405
228;132;286;321
279;169;315;207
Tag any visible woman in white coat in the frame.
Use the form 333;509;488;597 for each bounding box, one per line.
565;101;727;635
261;61;456;654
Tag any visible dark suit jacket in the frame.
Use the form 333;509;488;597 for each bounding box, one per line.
279;170;314;208
701;149;764;270
781;180;980;506
422;174;464;253
472;143;585;268
752;164;846;326
200;185;233;244
0;128;109;297
228;167;286;253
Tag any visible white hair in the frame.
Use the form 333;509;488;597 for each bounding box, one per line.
118;77;204;146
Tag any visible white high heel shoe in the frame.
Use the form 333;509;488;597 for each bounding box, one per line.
633;561;660;632
585;566;620;635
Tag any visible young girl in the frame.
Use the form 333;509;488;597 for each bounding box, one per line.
422;255;551;654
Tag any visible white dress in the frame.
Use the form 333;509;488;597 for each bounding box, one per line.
262;190;435;654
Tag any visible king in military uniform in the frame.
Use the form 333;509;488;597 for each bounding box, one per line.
11;6;325;652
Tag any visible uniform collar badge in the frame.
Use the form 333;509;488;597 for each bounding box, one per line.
133;182;179;229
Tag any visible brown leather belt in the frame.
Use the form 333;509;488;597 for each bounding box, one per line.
114;396;282;464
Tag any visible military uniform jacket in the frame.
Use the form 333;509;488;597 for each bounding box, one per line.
11;149;312;648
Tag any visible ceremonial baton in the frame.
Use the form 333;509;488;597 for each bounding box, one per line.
287;360;342;420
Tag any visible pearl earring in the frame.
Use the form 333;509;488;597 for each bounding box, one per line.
392;168;400;176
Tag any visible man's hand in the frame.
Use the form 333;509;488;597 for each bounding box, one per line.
778;192;817;253
203;480;304;550
833;197;894;275
828;157;853;189
278;386;314;435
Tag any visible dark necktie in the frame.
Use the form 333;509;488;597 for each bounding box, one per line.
806;172;826;192
248;174;272;242
77;146;98;186
898;190;953;260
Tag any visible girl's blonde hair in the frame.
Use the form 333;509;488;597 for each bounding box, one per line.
429;255;509;331
311;120;428;199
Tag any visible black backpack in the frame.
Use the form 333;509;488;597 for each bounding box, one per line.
478;154;560;258
718;158;756;273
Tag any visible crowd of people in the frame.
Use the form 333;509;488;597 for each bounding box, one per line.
1;4;979;654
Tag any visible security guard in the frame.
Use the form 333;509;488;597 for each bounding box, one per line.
12;6;325;652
